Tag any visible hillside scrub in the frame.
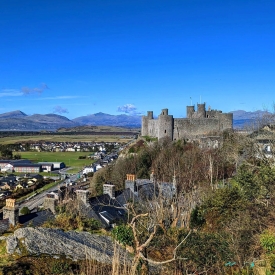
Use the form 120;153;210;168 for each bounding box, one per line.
89;133;275;274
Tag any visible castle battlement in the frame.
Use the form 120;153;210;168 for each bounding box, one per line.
142;103;233;140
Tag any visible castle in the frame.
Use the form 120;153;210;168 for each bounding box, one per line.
142;103;233;140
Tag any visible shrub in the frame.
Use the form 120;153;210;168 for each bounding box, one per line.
20;206;31;215
260;230;275;253
112;225;134;247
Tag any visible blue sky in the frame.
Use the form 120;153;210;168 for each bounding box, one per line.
1;0;275;119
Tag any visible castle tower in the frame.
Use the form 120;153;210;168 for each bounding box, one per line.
197;103;206;118
158;109;174;140
3;199;19;226
141;111;153;136
103;183;115;199
186;105;195;118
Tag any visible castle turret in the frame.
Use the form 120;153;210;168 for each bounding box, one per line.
142;111;153;136
147;111;153;119
197;103;206;118
158;109;173;140
186;105;195;118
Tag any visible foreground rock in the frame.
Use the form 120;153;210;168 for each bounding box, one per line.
6;227;129;263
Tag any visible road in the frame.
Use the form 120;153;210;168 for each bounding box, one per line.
18;173;78;212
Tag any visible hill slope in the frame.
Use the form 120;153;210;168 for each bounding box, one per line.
73;112;141;128
0;111;79;131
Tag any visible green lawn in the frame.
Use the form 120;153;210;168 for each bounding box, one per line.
20;151;95;171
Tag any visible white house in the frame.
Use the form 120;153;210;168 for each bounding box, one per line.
83;166;96;174
1;164;13;173
95;164;103;171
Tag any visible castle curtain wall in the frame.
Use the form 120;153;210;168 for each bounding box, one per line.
173;118;222;140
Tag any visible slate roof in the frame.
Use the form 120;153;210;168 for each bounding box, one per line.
115;188;138;206
13;164;41;168
87;190;133;228
18;210;55;227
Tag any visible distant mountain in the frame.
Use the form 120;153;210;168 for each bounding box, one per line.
73;112;142;128
0;110;27;119
0;111;79;131
231;110;272;128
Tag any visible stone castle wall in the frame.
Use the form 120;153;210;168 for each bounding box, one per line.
142;103;233;140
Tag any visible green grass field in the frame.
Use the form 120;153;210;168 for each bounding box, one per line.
0;134;132;145
20;151;95;172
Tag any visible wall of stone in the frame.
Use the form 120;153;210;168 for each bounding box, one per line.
141;116;149;136
218;113;233;130
174;118;222;139
148;119;158;137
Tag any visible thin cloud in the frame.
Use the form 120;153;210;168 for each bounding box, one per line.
0;89;23;97
21;83;49;95
117;104;142;115
36;95;81;100
53;106;69;114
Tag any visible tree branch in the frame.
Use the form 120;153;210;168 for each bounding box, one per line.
138;230;192;265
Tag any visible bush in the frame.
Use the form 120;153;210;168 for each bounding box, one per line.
78;156;86;159
112;225;134;247
20;206;31;215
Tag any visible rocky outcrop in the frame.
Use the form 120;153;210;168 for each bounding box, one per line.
6;227;129;263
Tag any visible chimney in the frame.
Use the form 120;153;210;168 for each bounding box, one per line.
126;174;136;181
103;183;115;199
3;199;19;226
43;196;57;214
76;190;90;206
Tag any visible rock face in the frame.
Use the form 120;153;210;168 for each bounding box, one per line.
6;227;128;263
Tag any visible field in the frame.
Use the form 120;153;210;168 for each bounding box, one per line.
19;151;95;173
0;134;133;145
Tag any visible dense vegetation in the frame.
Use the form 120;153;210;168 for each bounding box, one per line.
90;130;275;274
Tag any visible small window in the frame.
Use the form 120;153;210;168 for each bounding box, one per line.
165;130;166;133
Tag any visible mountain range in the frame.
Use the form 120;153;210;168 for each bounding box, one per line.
0;110;271;131
0;110;141;131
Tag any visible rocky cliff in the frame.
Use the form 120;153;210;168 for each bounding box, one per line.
4;227;129;263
